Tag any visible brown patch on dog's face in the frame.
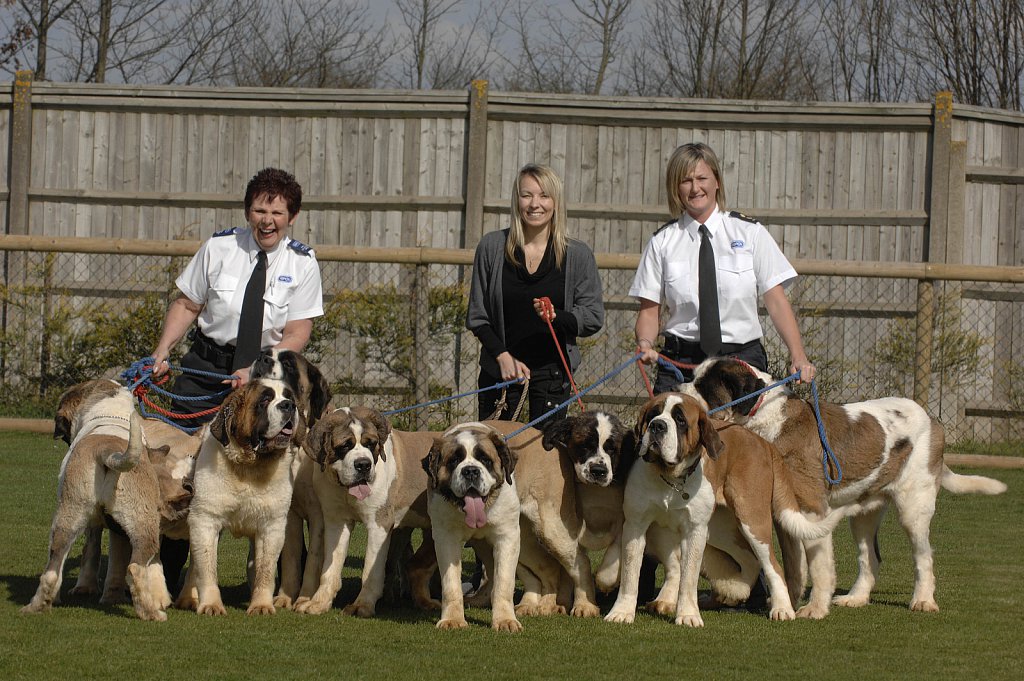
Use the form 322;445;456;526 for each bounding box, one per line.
691;359;766;418
423;423;516;510
635;393;723;468
542;412;629;486
53;379;121;444
210;379;297;465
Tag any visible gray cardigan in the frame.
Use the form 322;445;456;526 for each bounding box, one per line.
467;228;605;376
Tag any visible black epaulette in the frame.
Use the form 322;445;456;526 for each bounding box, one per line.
212;227;240;237
288;239;313;256
652;219;676;236
729;211;760;224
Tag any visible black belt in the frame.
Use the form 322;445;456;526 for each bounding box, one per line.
662;334;761;355
188;328;236;365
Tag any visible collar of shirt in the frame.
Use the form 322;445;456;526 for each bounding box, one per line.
679;209;725;242
240;228;287;266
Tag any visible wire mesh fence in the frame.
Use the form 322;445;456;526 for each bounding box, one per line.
1;247;1020;446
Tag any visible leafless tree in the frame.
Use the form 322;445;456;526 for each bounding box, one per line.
504;0;633;95
631;0;818;99
224;0;390;88
905;0;1023;110
817;0;913;102
391;0;504;89
6;0;77;80
0;0;34;72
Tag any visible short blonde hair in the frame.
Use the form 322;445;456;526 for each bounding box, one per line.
507;164;568;269
665;143;727;218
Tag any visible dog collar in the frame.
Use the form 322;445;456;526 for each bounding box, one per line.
659;455;702;500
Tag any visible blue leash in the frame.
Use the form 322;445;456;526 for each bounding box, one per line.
707;371;842;485
381;378;525;417
504;353;644;441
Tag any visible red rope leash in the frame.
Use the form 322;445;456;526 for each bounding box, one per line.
537;297;584;412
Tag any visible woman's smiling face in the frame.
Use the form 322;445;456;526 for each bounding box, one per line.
246;193;297;250
678;160;719;222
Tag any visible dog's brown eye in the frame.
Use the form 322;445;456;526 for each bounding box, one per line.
365;439;378;450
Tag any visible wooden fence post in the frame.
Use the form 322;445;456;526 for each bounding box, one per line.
413;263;430;429
2;70;33;383
463;80;489;250
914;92;952;410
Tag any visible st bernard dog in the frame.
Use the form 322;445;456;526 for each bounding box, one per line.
682;357;1008;617
249;348;333;609
176;377;301;616
23;387;195;621
293;406;436;616
604;394;847;627
541;411;687;609
422;422;522;631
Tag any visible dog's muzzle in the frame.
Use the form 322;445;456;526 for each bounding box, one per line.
587;461;610;484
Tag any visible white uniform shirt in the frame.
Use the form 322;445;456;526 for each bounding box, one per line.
176;227;324;348
629;209;796;344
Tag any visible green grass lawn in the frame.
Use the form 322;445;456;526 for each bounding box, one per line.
1;430;1022;681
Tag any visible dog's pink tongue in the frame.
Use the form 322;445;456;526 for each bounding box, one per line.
348;483;371;500
463;495;487;529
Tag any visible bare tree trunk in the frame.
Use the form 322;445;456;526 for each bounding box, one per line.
94;0;110;82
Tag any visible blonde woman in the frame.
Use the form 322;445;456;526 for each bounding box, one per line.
631;142;815;393
467;163;604;424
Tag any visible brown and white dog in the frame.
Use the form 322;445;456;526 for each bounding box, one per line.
176;377;301;615
249;348;333;609
23;387;195;620
541;411;685;607
604;393;847;627
422;422;522;631
682;357;1008;617
294;406;437;616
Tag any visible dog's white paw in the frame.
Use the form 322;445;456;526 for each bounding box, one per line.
197;601;227;616
796;603;830;619
492;616;523;633
570;601;600;618
436;617;469;630
674;612;704;627
909;598;939;613
295;599;331;615
604;609;636;624
342;602;375;618
769;606;796;621
833;594;870;608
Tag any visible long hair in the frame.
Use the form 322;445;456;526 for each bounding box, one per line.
244;167;303;217
665;143;727;218
506;163;568;270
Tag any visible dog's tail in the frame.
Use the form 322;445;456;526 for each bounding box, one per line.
770;449;850;540
940;465;1007;495
103;409;145;472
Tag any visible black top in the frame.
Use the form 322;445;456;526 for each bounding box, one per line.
474;239;578;368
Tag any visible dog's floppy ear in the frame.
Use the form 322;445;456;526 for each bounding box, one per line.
488;429;517;484
422;438;443;489
210;398;233;446
541;416;572;451
301;418;331;470
698;411;725;460
306;361;333;426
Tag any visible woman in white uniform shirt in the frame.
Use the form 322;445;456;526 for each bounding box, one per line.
630;142;815;393
149;167;324;591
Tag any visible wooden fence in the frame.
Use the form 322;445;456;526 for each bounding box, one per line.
0;75;1021;441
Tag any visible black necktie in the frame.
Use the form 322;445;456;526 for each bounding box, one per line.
698;224;721;356
232;249;267;371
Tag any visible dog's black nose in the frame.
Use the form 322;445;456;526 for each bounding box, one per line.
461;466;481;482
354;458;371;475
278;399;295;416
590;462;609;481
649;419;666;435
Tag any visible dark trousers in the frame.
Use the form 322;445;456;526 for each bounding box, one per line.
653;336;768;394
476;363;572;426
160;329;235;594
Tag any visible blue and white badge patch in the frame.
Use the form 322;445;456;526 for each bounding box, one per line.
731;240;745;249
277;275;293;284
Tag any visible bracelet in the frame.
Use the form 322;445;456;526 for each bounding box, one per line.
636;337;654;349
